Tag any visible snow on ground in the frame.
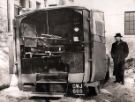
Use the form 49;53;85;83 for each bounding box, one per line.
0;68;135;102
91;68;135;102
0;46;10;86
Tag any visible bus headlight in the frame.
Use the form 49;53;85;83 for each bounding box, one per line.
74;27;79;32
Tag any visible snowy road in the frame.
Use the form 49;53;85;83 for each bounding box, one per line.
1;70;135;102
0;47;135;102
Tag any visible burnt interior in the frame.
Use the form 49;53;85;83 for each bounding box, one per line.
20;8;85;93
20;9;84;74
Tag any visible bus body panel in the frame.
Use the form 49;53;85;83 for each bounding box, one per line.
90;11;107;82
82;10;91;83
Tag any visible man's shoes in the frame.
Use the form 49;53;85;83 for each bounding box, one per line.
113;79;124;85
121;81;125;85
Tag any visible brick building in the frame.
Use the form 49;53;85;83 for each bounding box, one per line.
0;0;46;87
0;0;45;40
0;1;8;40
0;0;74;40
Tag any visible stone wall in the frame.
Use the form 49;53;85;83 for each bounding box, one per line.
0;0;8;41
0;0;9;88
0;0;46;89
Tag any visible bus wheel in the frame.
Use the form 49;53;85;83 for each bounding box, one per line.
105;70;110;82
85;85;100;96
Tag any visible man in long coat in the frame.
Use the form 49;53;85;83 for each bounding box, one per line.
111;33;129;85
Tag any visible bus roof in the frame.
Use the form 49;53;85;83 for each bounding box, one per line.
16;6;89;18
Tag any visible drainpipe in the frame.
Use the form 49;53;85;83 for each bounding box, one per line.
7;0;18;87
7;0;14;33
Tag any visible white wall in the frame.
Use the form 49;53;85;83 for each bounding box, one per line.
0;0;8;33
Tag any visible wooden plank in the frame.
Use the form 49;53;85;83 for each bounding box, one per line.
36;80;67;84
37;72;68;76
8;34;14;74
30;92;64;97
16;19;23;89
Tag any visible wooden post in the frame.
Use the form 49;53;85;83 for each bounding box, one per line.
7;0;16;74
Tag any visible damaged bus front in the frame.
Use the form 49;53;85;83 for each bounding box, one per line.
10;6;108;97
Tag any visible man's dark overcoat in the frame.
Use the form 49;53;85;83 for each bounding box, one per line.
111;40;129;75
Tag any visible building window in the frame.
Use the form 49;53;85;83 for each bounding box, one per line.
124;11;135;35
20;0;26;8
20;0;31;8
14;5;21;16
29;0;31;8
36;2;41;9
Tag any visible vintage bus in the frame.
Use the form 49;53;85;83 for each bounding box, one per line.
9;6;109;97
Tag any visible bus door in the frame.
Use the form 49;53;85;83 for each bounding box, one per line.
90;11;107;82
